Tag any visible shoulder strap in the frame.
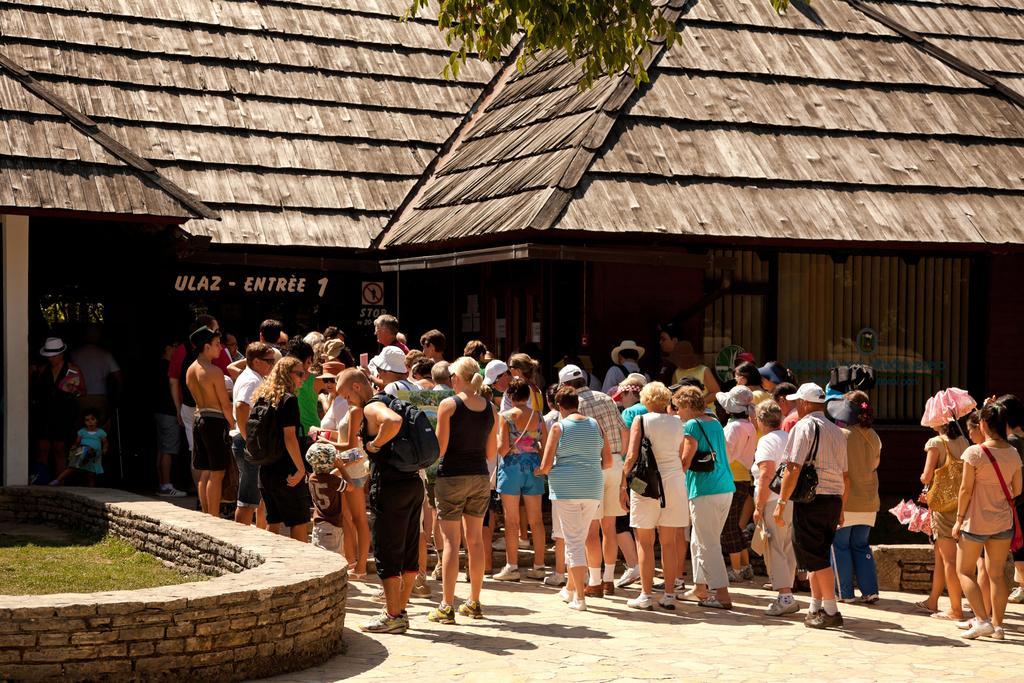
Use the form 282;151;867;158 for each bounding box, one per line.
694;419;713;451
981;445;1015;505
805;423;821;465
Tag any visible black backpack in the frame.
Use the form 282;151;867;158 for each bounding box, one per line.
367;394;440;473
244;397;285;466
631;415;665;506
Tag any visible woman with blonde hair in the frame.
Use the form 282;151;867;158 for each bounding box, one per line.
428;356;498;624
251;356;311;542
676;385;735;609
621;382;689;610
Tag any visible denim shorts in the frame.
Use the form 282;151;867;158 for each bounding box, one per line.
348;476;367;489
961;527;1013;543
496;453;545;496
231;434;262;508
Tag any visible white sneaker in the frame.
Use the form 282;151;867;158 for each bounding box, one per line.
544;573;566;587
1009;587;1024;604
559;587;571;603
627;593;654;610
962;620;995;640
765;598;800;616
992;626;1006;641
614;566;641;589
493;565;521;582
674;578;686;592
567;598;587;611
957;618;978;630
157;485;187;498
526;567;547;580
658;594;676;611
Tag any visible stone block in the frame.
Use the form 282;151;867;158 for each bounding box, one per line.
0;664;62;678
22;645;97;663
36;633;70;647
130;641;157;656
0;650;21;663
134;654;191;673
119;625;166;641
62;659;132;677
218;630;253;649
70;630;119;645
230;616;257;631
185;636;214;651
156;639;185;654
165;623;195;638
194;620;233;636
0;634;35;648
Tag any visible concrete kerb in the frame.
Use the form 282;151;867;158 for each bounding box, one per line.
0;486;348;681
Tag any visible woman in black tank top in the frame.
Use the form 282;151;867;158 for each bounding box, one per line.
429;357;499;624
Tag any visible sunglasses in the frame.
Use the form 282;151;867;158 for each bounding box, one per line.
322;378;337;385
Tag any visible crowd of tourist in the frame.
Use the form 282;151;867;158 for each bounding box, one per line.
33;316;1023;640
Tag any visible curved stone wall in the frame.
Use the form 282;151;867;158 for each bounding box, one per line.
0;486;347;681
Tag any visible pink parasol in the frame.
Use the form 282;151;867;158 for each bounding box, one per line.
920;388;976;429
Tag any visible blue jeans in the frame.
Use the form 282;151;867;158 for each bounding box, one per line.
831;524;879;598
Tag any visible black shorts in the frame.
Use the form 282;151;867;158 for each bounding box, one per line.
192;412;231;471
792;494;843;572
615;513;632;536
260;475;312;527
370;474;424;580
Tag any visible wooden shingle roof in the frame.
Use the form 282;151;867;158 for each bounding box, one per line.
0;0;499;246
383;0;1024;249
0;54;213;221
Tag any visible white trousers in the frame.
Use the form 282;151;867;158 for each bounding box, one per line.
553;499;601;569
764;500;797;591
689;492;732;590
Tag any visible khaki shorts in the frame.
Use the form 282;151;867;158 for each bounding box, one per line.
311;521;344;555
601;456;626;518
435;474;491;521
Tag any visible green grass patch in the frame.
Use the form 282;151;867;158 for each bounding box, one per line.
0;532;208;595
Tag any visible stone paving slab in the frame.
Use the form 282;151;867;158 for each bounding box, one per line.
266;576;1024;682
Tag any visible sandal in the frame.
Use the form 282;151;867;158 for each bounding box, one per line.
914;600;936;612
930;612;963;621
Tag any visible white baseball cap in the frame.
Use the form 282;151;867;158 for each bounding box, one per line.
483;360;510;386
370;346;407;374
786;382;827;404
558;364;585;384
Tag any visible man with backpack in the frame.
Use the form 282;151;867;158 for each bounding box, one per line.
602;340;647;394
230;342;275;528
338;368;431;634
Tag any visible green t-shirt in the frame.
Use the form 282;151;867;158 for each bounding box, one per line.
620;404;648;429
296;374;319;435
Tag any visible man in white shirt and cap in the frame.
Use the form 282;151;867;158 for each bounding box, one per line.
368;346;417;397
484;359;512;409
774;382;849;630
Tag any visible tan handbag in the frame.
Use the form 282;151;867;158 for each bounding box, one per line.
926;439;962;513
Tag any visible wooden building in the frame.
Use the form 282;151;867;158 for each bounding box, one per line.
2;0;1024;491
377;0;1024;488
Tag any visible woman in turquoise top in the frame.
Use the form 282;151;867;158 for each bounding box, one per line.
674;385;736;610
536;386;610;610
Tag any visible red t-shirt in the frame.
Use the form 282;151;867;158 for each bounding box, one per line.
167;343;230;379
781;410;800;433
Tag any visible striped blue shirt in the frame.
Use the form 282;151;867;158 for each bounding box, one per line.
548;417;605;501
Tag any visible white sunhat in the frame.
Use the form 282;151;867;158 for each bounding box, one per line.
483;360;510;386
611;339;645;363
39;337;67;357
370;346;407;374
716;385;754;415
786;382;827;404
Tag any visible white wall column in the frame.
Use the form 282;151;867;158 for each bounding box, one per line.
3;214;29;486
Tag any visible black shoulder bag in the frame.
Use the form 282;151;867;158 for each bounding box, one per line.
689;420;718;473
630;415;665;507
769;423;819;503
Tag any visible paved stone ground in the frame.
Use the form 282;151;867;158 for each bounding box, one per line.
265;573;1024;682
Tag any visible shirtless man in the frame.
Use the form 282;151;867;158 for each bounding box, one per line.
338;369;421;634
185;326;235;517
